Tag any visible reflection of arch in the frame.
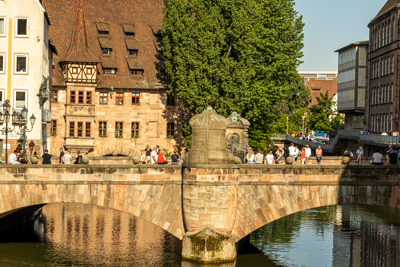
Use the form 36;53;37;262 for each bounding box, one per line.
232;185;400;242
0;183;184;239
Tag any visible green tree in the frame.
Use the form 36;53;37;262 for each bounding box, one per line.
308;91;343;132
273;107;309;134
162;0;309;148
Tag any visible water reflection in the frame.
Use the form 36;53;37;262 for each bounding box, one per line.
0;204;399;266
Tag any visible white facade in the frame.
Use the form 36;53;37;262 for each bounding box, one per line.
0;0;50;150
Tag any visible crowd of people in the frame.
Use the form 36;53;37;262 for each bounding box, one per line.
357;144;400;165
245;143;324;165
9;147;83;165
140;145;187;165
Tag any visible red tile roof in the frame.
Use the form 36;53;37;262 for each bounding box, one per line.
43;0;166;89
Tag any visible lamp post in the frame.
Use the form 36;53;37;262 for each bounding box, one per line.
0;100;17;163
14;106;36;160
286;116;289;135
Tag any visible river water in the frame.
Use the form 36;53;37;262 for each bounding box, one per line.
0;203;399;267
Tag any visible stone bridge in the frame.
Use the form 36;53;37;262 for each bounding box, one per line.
0;164;400;262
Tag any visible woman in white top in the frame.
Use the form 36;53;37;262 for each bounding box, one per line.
246;149;255;164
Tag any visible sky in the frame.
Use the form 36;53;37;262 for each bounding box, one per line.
294;0;387;71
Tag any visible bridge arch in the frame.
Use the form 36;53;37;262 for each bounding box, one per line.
0;183;184;239
232;184;400;241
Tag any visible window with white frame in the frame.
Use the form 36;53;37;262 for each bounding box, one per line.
14;91;27;111
0;17;5;36
15;54;28;74
15;18;28;37
0;53;4;73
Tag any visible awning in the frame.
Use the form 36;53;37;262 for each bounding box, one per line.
126;57;144;69
125;39;139;50
98;38;112;49
101;56;118;68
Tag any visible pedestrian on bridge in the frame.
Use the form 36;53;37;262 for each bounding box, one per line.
246;149;255;164
288;143;296;164
305;144;311;164
385;145;394;165
315;146;323;164
372;149;384;165
356;146;363;164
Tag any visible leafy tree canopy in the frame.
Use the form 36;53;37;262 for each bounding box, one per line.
163;0;309;150
308;91;344;132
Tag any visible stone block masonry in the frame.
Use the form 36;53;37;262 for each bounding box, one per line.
0;164;400;263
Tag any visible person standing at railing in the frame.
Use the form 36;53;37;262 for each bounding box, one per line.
288;143;296;164
315;146;323;165
356;146;363;164
385;145;393;165
305;144;311;164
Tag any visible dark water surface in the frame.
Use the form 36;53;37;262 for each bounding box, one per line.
0;203;399;266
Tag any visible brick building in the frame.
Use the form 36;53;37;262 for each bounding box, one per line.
365;0;399;133
42;0;184;156
298;71;338;108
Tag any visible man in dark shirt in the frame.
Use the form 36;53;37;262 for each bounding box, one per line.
42;150;52;164
59;147;64;164
389;150;398;165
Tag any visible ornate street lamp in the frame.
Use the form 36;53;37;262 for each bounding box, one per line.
28;140;35;156
14;106;36;161
0;100;17;163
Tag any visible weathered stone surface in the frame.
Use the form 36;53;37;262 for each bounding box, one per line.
182;227;236;263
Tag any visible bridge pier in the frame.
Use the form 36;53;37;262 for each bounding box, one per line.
182;165;239;263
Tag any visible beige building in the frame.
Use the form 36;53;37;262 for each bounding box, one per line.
0;0;55;160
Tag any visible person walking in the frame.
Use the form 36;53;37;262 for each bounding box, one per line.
315;146;323;164
63;150;72;164
288;143;296;164
59;147;64;164
301;148;306;165
74;150;82;164
275;147;284;164
356;146;363;164
171;150;180;165
305;144;311;164
9;150;20;164
246;149;255;164
150;147;158;164
385;145;393;165
294;145;299;164
157;149;168;164
372;149;384;165
254;150;264;164
140;151;147;164
266;150;274;165
42;150;52;164
145;145;152;162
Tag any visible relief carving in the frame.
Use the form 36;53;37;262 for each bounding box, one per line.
68;106;95;115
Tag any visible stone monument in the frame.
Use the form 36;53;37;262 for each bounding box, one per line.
226;112;251;163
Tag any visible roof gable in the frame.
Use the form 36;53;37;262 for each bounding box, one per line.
372;0;400;21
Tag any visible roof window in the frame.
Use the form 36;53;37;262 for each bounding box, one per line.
96;23;109;36
122;24;135;37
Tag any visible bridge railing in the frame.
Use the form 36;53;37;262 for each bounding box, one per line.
272;130;400;152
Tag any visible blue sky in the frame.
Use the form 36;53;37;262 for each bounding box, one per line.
295;0;387;71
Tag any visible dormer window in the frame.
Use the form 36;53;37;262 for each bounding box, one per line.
104;68;117;75
128;49;138;56
130;69;144;76
97;23;109;36
102;48;112;55
122;24;135;37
